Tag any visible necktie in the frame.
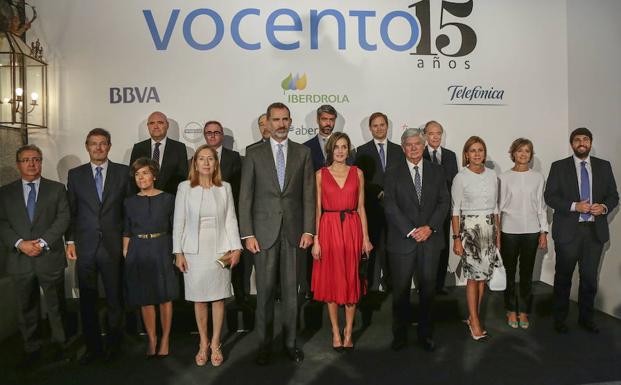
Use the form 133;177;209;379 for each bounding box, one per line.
321;137;327;161
95;166;103;202
26;182;36;222
414;166;422;203
153;142;161;164
276;144;285;191
580;161;590;221
378;143;386;171
432;149;438;164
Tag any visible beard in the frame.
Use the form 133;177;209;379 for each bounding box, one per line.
573;146;590;158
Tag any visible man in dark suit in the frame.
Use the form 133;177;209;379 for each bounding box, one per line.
65;128;130;364
239;102;315;365
422;120;459;294
544;127;618;334
203;120;247;302
129;111;188;195
384;128;450;352
355;112;405;291
0;145;71;367
246;113;270;151
304;104;336;171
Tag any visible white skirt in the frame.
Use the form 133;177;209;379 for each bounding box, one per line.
183;217;232;302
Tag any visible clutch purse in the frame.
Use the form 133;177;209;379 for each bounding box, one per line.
216;252;233;269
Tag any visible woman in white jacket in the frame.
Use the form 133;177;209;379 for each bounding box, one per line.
173;144;242;367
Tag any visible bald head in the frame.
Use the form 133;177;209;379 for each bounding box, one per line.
147;111;169;141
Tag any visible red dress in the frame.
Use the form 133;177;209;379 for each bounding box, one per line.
312;166;364;305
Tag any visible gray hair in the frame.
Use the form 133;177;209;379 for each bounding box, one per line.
316;104;337;118
423;120;443;134
401;127;426;146
16;144;42;162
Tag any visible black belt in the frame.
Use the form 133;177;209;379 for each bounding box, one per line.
323;209;356;222
135;232;167;239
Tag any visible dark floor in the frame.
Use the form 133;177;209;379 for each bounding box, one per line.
2;282;621;385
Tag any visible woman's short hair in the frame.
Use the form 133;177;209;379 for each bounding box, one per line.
325;132;351;167
131;157;160;180
462;136;487;166
189;144;223;187
508;138;534;162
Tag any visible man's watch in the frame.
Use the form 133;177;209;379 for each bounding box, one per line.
452;234;461;240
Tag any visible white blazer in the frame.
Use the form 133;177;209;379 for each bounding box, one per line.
172;180;242;254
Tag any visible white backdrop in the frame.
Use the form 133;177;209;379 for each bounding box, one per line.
28;0;570;287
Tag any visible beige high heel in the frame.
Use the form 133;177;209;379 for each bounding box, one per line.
195;343;209;366
210;344;224;367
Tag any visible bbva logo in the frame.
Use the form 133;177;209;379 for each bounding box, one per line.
110;87;160;104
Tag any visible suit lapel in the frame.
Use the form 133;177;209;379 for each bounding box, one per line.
31;178;48;225
315;135;325;163
283;140;295;192
81;164;101;208
566;157;581;201
101;162;116;207
421;160;434;206
400;163;418;207
220;148;231;178
264;142;281;192
12;181;31;226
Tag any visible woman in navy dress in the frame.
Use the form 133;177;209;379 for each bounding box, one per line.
123;157;178;358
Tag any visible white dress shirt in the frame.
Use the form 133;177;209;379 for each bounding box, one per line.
498;169;548;234
426;145;442;164
451;167;498;216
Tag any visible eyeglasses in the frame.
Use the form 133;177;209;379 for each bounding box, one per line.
204;131;223;137
17;157;42;163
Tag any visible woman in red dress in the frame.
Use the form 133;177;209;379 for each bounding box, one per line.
311;132;373;351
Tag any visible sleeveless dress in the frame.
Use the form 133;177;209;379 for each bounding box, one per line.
312;166;364;305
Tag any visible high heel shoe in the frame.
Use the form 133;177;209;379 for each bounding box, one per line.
507;312;519;329
467;321;487;341
210;344;224;367
463;318;488;335
343;330;354;351
195;343;209;366
332;331;344;352
518;313;530;329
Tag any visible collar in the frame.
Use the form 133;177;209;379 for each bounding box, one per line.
22;177;41;186
573;154;591;166
427;145;441;155
373;138;387;147
151;137;167;147
90;160;109;171
406;158;424;170
270;137;288;148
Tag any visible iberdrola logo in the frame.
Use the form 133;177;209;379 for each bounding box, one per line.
281;73;307;92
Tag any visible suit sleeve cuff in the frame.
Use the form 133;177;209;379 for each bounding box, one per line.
240;235;254;240
570;202;577;212
602;204;608;214
14;239;23;249
65;241;75;245
406;228;416;238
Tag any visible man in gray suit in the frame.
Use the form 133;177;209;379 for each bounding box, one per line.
239;102;315;365
0;145;70;367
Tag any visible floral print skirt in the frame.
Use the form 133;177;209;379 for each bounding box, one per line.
460;214;498;281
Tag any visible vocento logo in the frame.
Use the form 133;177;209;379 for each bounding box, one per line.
281;73;307;92
280;73;349;104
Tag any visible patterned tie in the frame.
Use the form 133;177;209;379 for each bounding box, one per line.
26;182;36;222
432;149;438;164
95;166;103;202
414;166;422;203
580;161;591;221
378;143;386;171
276;143;285;191
153;142;161;164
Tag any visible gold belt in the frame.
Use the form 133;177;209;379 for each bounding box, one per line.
136;232;166;239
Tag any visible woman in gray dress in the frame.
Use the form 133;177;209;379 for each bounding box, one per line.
451;136;499;341
173;145;242;367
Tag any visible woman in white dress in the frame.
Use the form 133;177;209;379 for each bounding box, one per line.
498;138;548;329
173;145;242;367
451;136;499;341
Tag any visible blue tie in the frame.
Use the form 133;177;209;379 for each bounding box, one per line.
26;182;36;222
414;166;422;203
378;143;386;171
95;166;103;202
276;144;285;191
580;161;590;221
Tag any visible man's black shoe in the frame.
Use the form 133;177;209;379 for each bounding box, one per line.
578;320;600;334
78;350;101;365
554;321;569;334
391;339;407;351
419;338;436;352
255;350;270;366
285;347;304;363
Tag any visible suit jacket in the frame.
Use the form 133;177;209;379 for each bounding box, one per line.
354;140;405;237
384;159;450;254
246;138;269;152
304;134;355;172
423;146;459;195
239;140;315;249
66;161;130;259
219;147;242;208
0;178;70;275
129;138;189;195
172;181;242;255
544;156;618;244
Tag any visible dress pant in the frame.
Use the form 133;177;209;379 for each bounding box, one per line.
553;223;603;324
77;245;123;353
368;228;389;291
501;232;539;314
254;232;300;350
389;243;439;341
12;268;67;353
231;249;254;303
435;214;451;291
